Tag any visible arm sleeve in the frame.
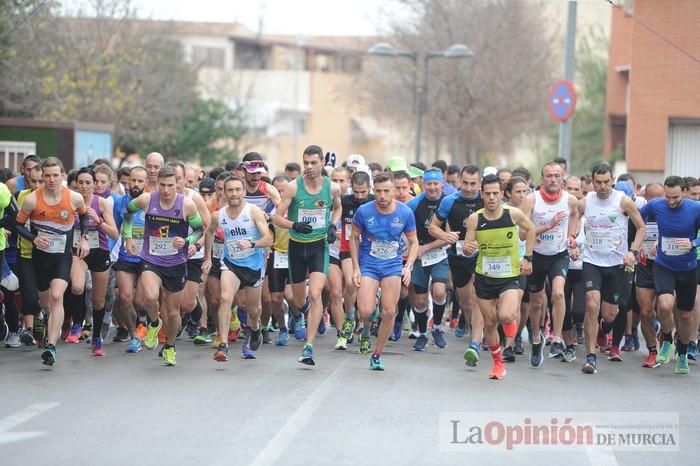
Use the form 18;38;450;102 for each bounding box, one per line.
126;199;142;214
186;212;204;244
79;211;89;235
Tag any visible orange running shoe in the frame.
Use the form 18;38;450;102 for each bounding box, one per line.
135;323;147;341
641;352;660;368
488;360;506;380
158;327;167;344
228;328;240;342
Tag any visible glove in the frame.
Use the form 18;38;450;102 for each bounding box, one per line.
292;221;313;234
327;224;337;244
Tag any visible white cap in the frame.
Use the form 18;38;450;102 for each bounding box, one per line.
354;164;373;187
346;154;366;167
483;166;498;177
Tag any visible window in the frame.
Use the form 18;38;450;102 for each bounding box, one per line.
0;141;36;175
192;46;225;69
234;43;267;70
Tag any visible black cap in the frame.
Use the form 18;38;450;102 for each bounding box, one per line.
198;177;216;194
242;152;263;162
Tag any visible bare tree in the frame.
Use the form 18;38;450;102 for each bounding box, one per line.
0;0;198;150
358;0;558;165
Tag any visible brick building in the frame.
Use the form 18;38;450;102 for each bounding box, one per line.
604;0;700;183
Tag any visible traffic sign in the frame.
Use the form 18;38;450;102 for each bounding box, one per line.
548;80;577;122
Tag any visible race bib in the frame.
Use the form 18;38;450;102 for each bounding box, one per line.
586;229;618;252
538;229;563;245
133;238;144;255
370;240;399;260
274;251;289;269
660;237;688;256
39;232;67;254
421;246;447;267
73;229;99;249
226;240;255;260
482;256;513;277
149;236;178;256
455;240;464;256
298;208;326;229
344;223;352;241
642;224;658;259
212;242;224;259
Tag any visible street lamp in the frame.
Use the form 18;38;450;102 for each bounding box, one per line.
368;42;474;163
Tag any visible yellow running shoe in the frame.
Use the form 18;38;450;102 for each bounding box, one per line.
144;319;162;350
211;334;221;349
162;346;176;366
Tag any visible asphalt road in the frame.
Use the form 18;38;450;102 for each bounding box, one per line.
0;329;697;466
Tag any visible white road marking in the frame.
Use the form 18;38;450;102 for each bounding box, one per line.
0;402;59;445
586;447;619;466
249;359;349;466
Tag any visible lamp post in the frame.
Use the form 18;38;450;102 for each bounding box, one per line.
368;42;473;163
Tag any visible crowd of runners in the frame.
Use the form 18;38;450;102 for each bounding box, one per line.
1;148;699;380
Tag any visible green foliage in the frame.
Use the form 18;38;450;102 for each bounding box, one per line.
570;26;608;175
157;98;249;167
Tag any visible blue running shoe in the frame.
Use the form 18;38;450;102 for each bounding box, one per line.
432;328;447;348
293;314;306;340
242;343;256;359
413;334;429;351
298;343;315;365
318;315;327;335
653;319;661;334
464;342;480;367
581;353;597;374
687;341;697;362
276;328;289;346
455;327;466;338
389;320;402;342
126;337;142;353
369;353;385;371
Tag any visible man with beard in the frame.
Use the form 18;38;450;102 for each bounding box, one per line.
519;161;579;366
338;170;374;351
114;166;149;353
407;169;450;351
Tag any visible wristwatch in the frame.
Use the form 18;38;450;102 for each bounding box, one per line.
523;255;533;262
250;241;256;249
195;242;202;251
630;248;639;257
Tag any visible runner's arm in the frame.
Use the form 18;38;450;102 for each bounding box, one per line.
184;198;204;245
190;190;211;254
330;182;342;226
98;197;119;240
252;206;273;249
122;193;149;239
70;192;90;236
463;214;479;255
272;181;297;229
204;211;219;259
622;197;646;252
511;208;535;256
15;192;36;241
567;194;580;239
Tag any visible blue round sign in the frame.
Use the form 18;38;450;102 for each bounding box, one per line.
548;80;577;122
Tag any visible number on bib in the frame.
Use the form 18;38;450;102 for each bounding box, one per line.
482;256;513;277
298;208;326;230
370;240;399;260
149;237;177;256
39;232;67;254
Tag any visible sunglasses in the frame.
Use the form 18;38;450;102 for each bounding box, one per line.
244;160;265;168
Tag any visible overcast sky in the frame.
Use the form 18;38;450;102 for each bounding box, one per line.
62;0;393;36
61;0;610;38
